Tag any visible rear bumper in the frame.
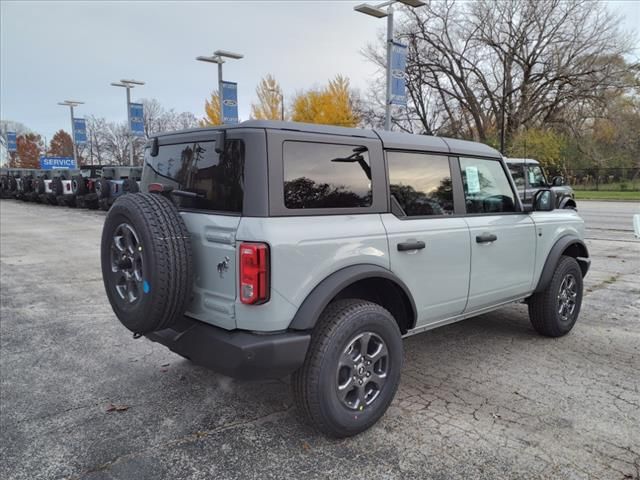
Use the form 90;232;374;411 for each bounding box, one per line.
146;316;310;380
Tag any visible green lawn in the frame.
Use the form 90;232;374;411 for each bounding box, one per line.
575;190;640;201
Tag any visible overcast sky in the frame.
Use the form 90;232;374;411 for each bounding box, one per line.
1;0;639;142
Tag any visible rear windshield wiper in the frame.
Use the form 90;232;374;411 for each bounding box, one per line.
171;189;206;199
331;146;371;180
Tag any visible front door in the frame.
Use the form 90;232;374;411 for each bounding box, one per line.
382;152;470;328
458;156;536;311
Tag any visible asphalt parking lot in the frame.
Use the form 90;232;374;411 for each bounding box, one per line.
1;199;639;480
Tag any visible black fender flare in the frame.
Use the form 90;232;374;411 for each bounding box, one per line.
288;264;417;331
558;197;577;209
535;235;590;293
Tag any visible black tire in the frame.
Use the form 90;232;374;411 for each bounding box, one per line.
95;178;110;199
528;255;583;337
100;193;193;334
122;179;139;194
35;179;45;194
52;178;64;196
291;299;403;438
72;176;88;195
8;176;17;192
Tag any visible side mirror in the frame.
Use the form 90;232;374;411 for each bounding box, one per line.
533;189;555;212
551;176;565;186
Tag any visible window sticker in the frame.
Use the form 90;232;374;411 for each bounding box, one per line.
528;169;537;184
466;166;480;193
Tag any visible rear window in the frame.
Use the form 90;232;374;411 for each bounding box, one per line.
142;139;244;213
283;141;372;209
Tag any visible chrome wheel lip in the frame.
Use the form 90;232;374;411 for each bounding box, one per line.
336;331;389;411
110;223;144;304
557;273;578;322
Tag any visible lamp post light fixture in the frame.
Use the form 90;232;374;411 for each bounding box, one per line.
57;100;84;165
111;79;145;166
196;50;244;125
354;0;425;130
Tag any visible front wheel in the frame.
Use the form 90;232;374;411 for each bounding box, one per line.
292;299;403;438
528;255;583;337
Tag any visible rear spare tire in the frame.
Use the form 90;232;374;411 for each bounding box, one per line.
95;178;110;199
101;193;193;334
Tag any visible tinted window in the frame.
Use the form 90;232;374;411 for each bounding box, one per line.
387;152;453;216
508;164;525;188
283;141;372;209
459;158;517;213
143;140;244;212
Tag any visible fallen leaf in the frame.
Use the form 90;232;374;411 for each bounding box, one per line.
106;403;129;413
160;368;169;373
302;441;311;451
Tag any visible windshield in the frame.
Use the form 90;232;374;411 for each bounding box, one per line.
142;139;245;213
527;165;548;188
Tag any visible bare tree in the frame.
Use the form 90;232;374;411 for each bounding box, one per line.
366;0;637;145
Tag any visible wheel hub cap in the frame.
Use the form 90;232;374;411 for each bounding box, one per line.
110;223;144;304
557;273;577;322
336;332;389;411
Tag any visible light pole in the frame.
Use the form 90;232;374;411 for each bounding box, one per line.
111;79;145;166
196;49;243;124
355;0;425;130
57;100;84;166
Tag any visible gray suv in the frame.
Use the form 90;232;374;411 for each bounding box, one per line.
506;158;576;209
100;121;590;437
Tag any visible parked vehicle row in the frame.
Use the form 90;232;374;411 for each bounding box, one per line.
0;166;142;210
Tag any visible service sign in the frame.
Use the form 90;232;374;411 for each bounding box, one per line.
39;156;76;170
390;41;408;106
73;118;87;144
129;102;145;137
221;81;239;124
7;132;17;152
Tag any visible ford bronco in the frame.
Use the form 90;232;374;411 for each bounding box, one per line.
506;158;576;210
101;121;590;437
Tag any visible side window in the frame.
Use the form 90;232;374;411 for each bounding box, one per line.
387;152;454;216
459;157;517;214
508;164;525;188
527;165;547;188
283;141;372;209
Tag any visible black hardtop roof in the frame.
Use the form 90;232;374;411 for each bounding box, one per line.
150;120;501;158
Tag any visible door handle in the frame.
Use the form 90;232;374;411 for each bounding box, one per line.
397;241;426;252
476;233;498;244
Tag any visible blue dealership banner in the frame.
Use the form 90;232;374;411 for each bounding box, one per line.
221;81;239;124
7;132;17;152
129;102;145;137
390;41;408;106
73;118;87;144
39;156;76;169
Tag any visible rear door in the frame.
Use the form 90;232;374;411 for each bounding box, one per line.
459;157;536;311
382;151;471;327
141;134;247;329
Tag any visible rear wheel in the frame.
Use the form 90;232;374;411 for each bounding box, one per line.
292;299;403;438
528;255;583;337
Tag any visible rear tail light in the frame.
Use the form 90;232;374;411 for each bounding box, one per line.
239;242;269;305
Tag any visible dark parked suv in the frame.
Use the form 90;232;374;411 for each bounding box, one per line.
506;158;576;209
